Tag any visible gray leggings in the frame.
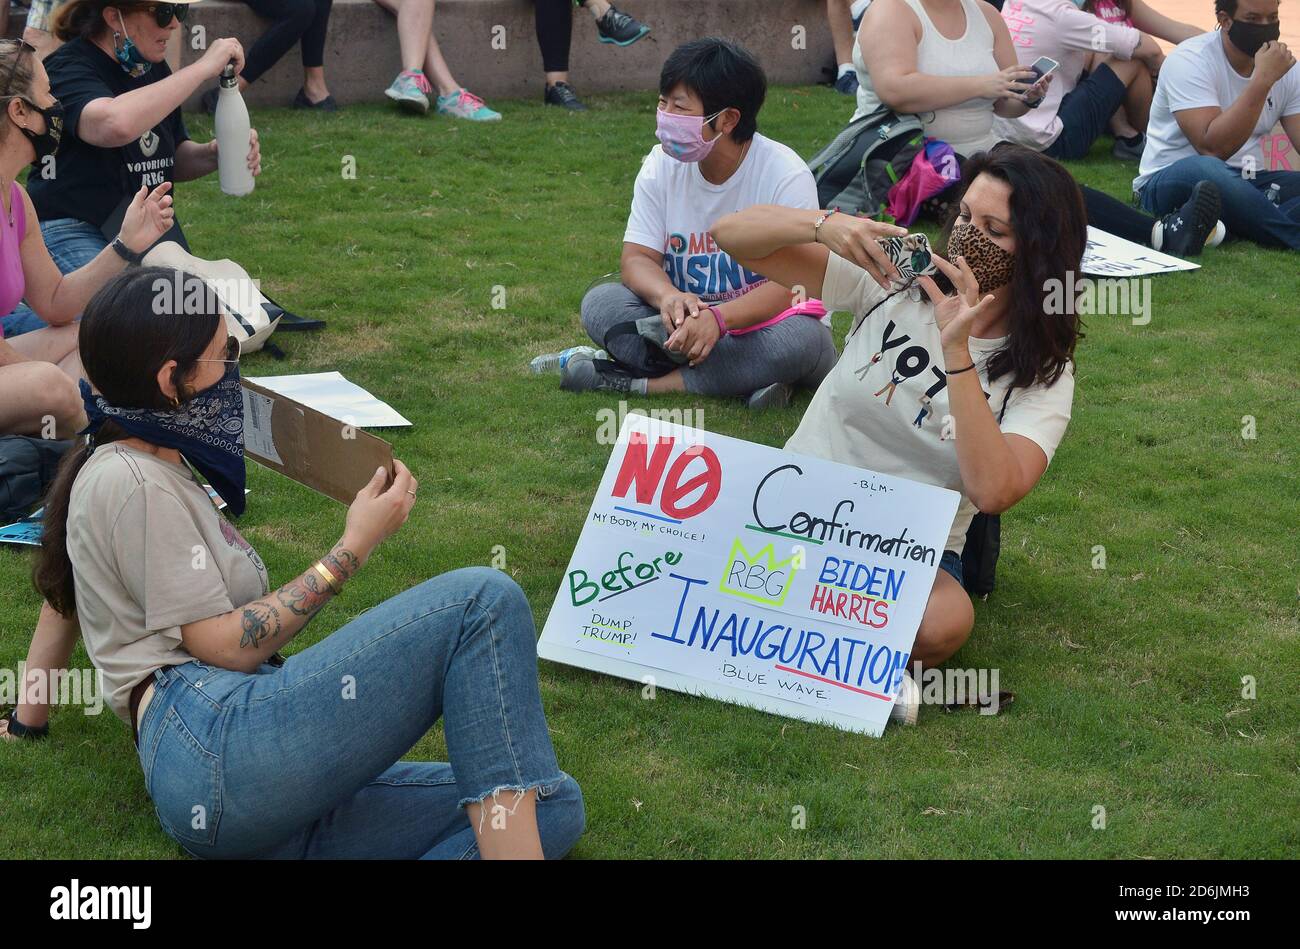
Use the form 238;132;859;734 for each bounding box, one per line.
580;282;839;398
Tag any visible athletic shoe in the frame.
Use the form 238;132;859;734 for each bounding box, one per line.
200;87;218;115
293;87;340;112
1111;132;1146;162
1153;180;1222;258
889;670;920;726
746;382;793;411
385;70;432;114
834;70;859;95
560;353;634;393
435;88;501;122
544;81;587;111
596;5;650;46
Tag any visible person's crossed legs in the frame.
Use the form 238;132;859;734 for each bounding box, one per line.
1140;154;1300;251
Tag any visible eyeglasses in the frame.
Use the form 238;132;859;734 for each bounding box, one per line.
134;3;191;28
0;40;36;101
194;335;241;365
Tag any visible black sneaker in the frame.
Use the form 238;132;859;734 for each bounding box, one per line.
293;87;340;112
560;354;634;393
545;81;588;111
200;87;219;115
834;71;859;95
596;5;650;46
1155;180;1221;258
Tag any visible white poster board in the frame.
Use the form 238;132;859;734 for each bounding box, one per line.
1082;225;1200;277
243;371;411;427
538;414;961;736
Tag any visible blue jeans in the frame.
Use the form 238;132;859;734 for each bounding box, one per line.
135;567;585;859
0;218;107;337
1043;63;1127;161
1138;155;1300;251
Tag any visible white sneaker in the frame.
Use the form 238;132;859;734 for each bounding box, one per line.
888;670;920;726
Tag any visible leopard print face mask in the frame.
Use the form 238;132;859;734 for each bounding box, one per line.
946;221;1015;295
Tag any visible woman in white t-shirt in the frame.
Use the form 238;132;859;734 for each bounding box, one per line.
855;0;1043;157
546;39;839;411
712;143;1083;669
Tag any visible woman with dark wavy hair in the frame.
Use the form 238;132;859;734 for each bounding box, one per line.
712;143;1084;705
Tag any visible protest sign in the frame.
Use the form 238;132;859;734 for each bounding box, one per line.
1082;226;1199;277
538;414;961;736
241;380;394;505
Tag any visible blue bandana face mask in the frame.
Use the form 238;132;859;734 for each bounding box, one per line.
112;13;152;78
79;362;247;515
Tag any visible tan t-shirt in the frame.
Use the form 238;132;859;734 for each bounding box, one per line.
67;444;269;722
786;251;1074;554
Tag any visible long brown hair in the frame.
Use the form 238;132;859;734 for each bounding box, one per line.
940;143;1087;391
35;267;223;616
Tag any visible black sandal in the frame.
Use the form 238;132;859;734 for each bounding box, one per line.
1;707;49;740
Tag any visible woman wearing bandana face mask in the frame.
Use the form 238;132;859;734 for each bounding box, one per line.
0;38;173;442
10;1;261;337
6;267;586;859
713;144;1084;710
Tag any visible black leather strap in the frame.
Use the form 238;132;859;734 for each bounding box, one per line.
3;706;49;741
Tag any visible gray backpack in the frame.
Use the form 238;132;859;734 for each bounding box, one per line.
807;107;926;219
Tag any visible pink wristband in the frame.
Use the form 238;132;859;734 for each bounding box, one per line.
705;305;728;338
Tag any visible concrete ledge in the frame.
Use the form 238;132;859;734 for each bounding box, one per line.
173;0;834;110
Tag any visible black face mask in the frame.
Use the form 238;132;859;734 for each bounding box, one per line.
19;99;63;164
1226;18;1281;57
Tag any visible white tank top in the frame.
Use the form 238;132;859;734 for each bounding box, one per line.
853;0;1000;157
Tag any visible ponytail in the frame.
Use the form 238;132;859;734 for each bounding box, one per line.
33;424;129;616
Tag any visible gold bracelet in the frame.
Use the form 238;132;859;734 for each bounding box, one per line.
313;561;343;595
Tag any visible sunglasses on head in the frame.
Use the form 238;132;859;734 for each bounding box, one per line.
0;39;36;101
130;3;191;28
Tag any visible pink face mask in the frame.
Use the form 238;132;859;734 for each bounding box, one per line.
656;108;724;163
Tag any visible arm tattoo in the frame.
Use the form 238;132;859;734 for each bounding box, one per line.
323;547;360;582
239;602;282;649
236;545;361;651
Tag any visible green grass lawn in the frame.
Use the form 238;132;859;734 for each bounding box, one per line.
1;87;1296;859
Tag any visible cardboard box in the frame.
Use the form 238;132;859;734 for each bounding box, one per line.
241;379;394;504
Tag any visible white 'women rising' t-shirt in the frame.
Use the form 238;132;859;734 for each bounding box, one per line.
785;251;1075;553
623;132;827;322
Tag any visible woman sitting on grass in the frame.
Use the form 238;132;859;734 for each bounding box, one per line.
0;36;173;437
5;268;584;860
711;143;1081;691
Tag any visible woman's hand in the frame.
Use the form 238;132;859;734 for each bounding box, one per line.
1021;70;1053;106
918;253;997;366
659;289;704;332
813;213;905;290
246;128;261;176
982;64;1037;100
197;37;246;80
341;461;418;564
666;308;721;366
118;182;174;254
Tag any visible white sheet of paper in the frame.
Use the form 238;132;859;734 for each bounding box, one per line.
241;388;283;464
537;414;961;737
244;371;412;428
1082;226;1199;277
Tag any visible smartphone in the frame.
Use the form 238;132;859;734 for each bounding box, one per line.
875;233;938;289
1028;56;1060;82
